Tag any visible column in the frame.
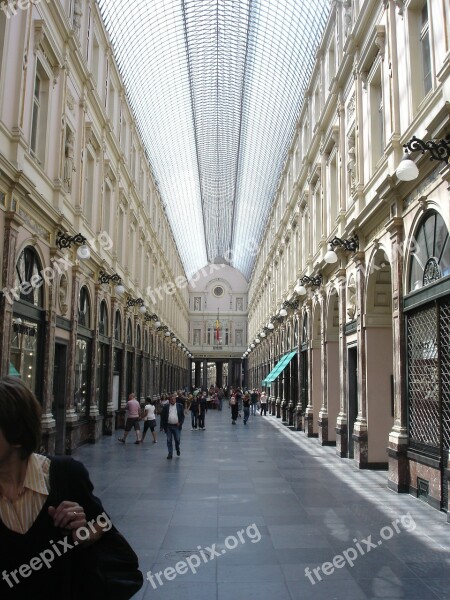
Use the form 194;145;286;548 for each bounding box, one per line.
353;250;368;467
318;290;329;444
216;361;223;387
386;216;409;492
335;268;348;457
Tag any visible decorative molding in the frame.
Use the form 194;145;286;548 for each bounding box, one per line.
18;208;49;240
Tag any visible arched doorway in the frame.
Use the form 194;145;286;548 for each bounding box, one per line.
325;288;339;444
365;251;393;467
404;210;450;510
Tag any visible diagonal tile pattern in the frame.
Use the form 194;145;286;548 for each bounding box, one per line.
74;405;450;600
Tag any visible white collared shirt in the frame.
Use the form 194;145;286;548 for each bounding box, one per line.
168;403;179;424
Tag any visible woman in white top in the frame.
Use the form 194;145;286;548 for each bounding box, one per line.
142;397;157;443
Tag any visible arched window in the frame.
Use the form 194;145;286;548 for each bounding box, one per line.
409;211;450;293
14;246;44;306
78;286;91;328
144;330;149;353
136;324;141;350
126;318;133;345
99;300;108;336
114;310;122;341
302;313;309;345
294;320;299;347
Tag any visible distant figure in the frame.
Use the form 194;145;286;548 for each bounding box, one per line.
198;391;207;430
242;393;250;425
250;389;259;415
260;391;268;416
190;394;199;430
142;397;157;444
230;393;239;425
160;394;185;459
118;393;142;444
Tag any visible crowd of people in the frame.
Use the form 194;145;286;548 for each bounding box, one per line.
117;386;269;458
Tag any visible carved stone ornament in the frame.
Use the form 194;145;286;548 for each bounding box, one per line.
59;274;69;316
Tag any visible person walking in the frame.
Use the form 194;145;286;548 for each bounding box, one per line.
250;389;259;415
217;387;224;411
159;393;169;431
260;391;268;416
198;391;207;430
160;394;185;459
190;394;199;430
118;393;142;444
230;393;239;424
242;393;251;425
141;397;157;443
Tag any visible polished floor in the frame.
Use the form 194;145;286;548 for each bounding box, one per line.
75;404;450;600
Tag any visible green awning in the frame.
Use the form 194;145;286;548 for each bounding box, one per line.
8;362;20;377
262;351;296;384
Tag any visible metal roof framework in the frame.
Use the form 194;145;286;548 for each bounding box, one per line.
99;0;330;280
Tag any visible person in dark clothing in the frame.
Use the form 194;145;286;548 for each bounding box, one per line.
0;375;142;599
198;392;207;430
242;393;251;425
160;394;185;458
190;395;199;430
250;389;259;415
230;393;239;424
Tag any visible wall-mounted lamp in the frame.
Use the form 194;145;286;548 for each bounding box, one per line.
279;308;288;317
56;231;90;259
98;270;125;294
267;322;274;330
396;135;450;181
250;343;255;349
144;312;159;322
127;297;147;314
255;338;261;344
324;235;359;264
296;274;323;295
283;298;299;310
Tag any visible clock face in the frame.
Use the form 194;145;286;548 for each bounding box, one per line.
213;285;224;297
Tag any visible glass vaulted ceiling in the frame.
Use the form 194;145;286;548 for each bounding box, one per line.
99;0;331;280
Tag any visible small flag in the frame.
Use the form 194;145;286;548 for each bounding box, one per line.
215;310;221;341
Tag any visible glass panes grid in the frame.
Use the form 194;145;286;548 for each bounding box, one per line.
98;0;330;279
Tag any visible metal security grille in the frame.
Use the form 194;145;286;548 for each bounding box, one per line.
407;305;439;451
439;300;450;510
407;299;450;511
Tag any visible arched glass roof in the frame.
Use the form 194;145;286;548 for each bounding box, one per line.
99;0;331;280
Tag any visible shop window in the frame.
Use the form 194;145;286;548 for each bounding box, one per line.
30;60;49;164
78;286;91;328
74;338;91;417
99;300;108;336
114;310;122;341
136;324;141;350
408;211;450;293
10;319;39;393
126;318;133;345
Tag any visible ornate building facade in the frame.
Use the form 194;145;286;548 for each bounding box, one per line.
247;0;450;517
0;0;190;452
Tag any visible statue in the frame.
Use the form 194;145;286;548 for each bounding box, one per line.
63;129;75;191
73;0;82;37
